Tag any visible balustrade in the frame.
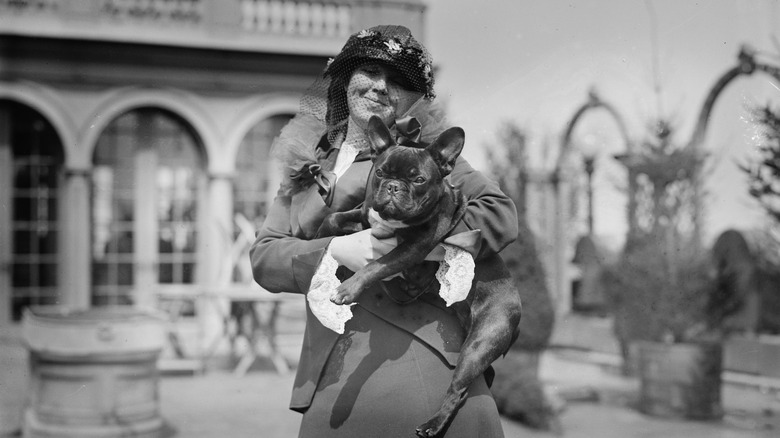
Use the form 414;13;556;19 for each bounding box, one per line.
101;0;203;25
0;0;58;14
241;0;351;38
1;0;352;38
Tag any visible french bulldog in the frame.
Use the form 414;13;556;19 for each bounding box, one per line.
315;115;522;438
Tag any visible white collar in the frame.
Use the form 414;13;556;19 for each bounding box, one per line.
368;208;409;231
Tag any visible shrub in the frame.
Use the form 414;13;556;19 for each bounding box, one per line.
602;239;712;345
485;122;558;430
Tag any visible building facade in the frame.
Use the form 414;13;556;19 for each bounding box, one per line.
0;0;426;327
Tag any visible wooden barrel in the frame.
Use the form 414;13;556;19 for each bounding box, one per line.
637;340;723;420
22;306;167;438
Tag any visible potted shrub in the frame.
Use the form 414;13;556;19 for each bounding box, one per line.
603;120;724;420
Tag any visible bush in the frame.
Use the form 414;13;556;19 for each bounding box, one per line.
602;240;712;346
501;221;555;351
486;121;555;351
486;122;558;430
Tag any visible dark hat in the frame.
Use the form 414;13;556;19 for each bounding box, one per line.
324;25;435;99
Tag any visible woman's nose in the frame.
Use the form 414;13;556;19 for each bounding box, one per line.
371;74;389;94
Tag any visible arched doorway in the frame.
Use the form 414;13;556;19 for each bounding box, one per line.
553;90;631;316
234;115;292;225
91;108;206;306
230;114;293;283
0;100;65;322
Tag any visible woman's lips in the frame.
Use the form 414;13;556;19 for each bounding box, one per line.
363;95;389;106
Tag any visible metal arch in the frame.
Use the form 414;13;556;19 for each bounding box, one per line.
689;45;780;150
685;45;780;247
549;88;632;316
554;88;632;178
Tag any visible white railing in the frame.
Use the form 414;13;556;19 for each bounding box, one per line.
0;0;356;54
0;0;59;14
1;0;352;37
0;0;203;25
241;0;351;38
100;0;203;26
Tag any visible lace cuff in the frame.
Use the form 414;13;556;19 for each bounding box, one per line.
435;243;475;306
306;247;355;334
308;242;475;334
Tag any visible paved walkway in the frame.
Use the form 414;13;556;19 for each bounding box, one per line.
159;350;779;438
4;312;777;437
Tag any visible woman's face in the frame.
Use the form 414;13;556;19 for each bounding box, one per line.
346;62;422;130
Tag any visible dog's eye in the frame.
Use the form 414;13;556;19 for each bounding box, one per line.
414;176;426;184
375;169;384;178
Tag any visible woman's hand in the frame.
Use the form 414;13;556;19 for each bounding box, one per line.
329;229;398;272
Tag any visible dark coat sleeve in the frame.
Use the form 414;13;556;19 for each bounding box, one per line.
448;156;519;260
249;187;334;294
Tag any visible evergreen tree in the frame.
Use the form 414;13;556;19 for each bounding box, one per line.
744;104;780;224
485;122;560;431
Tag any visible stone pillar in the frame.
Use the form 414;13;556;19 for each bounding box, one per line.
134;115;158;309
198;173;235;354
59;169;92;310
0;101;26;438
0;106;11;324
552;177;572;317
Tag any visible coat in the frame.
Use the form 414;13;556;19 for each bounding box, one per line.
249;134;519;413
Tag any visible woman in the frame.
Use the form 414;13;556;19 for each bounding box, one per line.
250;25;518;437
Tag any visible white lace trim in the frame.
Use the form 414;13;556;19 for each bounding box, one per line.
435;243;475;307
307;248;355;334
308;243;474;333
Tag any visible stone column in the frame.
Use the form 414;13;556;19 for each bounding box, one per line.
198;172;234;355
134;114;158;309
59;169;92;310
0;106;11;324
552;177;572;317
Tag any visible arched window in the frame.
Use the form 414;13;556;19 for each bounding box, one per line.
0;101;64;321
231;114;292;283
91;108;204;306
234;114;293;228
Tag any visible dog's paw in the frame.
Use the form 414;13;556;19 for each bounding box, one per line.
415;418;445;438
330;281;361;305
329;293;353;306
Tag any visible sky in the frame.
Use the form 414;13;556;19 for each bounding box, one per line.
420;0;780;248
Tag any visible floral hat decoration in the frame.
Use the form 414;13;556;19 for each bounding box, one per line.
324;25;435;99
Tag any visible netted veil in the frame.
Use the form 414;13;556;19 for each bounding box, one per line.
271;25;448;195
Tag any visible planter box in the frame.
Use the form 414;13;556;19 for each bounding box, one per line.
22;306;167;438
637;341;723;420
724;335;780;379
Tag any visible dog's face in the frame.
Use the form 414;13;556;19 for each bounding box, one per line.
365;116;465;224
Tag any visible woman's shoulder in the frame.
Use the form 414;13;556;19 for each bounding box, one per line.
271;115;334;196
272;115;327;169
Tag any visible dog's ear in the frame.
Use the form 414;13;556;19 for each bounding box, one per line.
367;116;395;156
426;127;465;177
